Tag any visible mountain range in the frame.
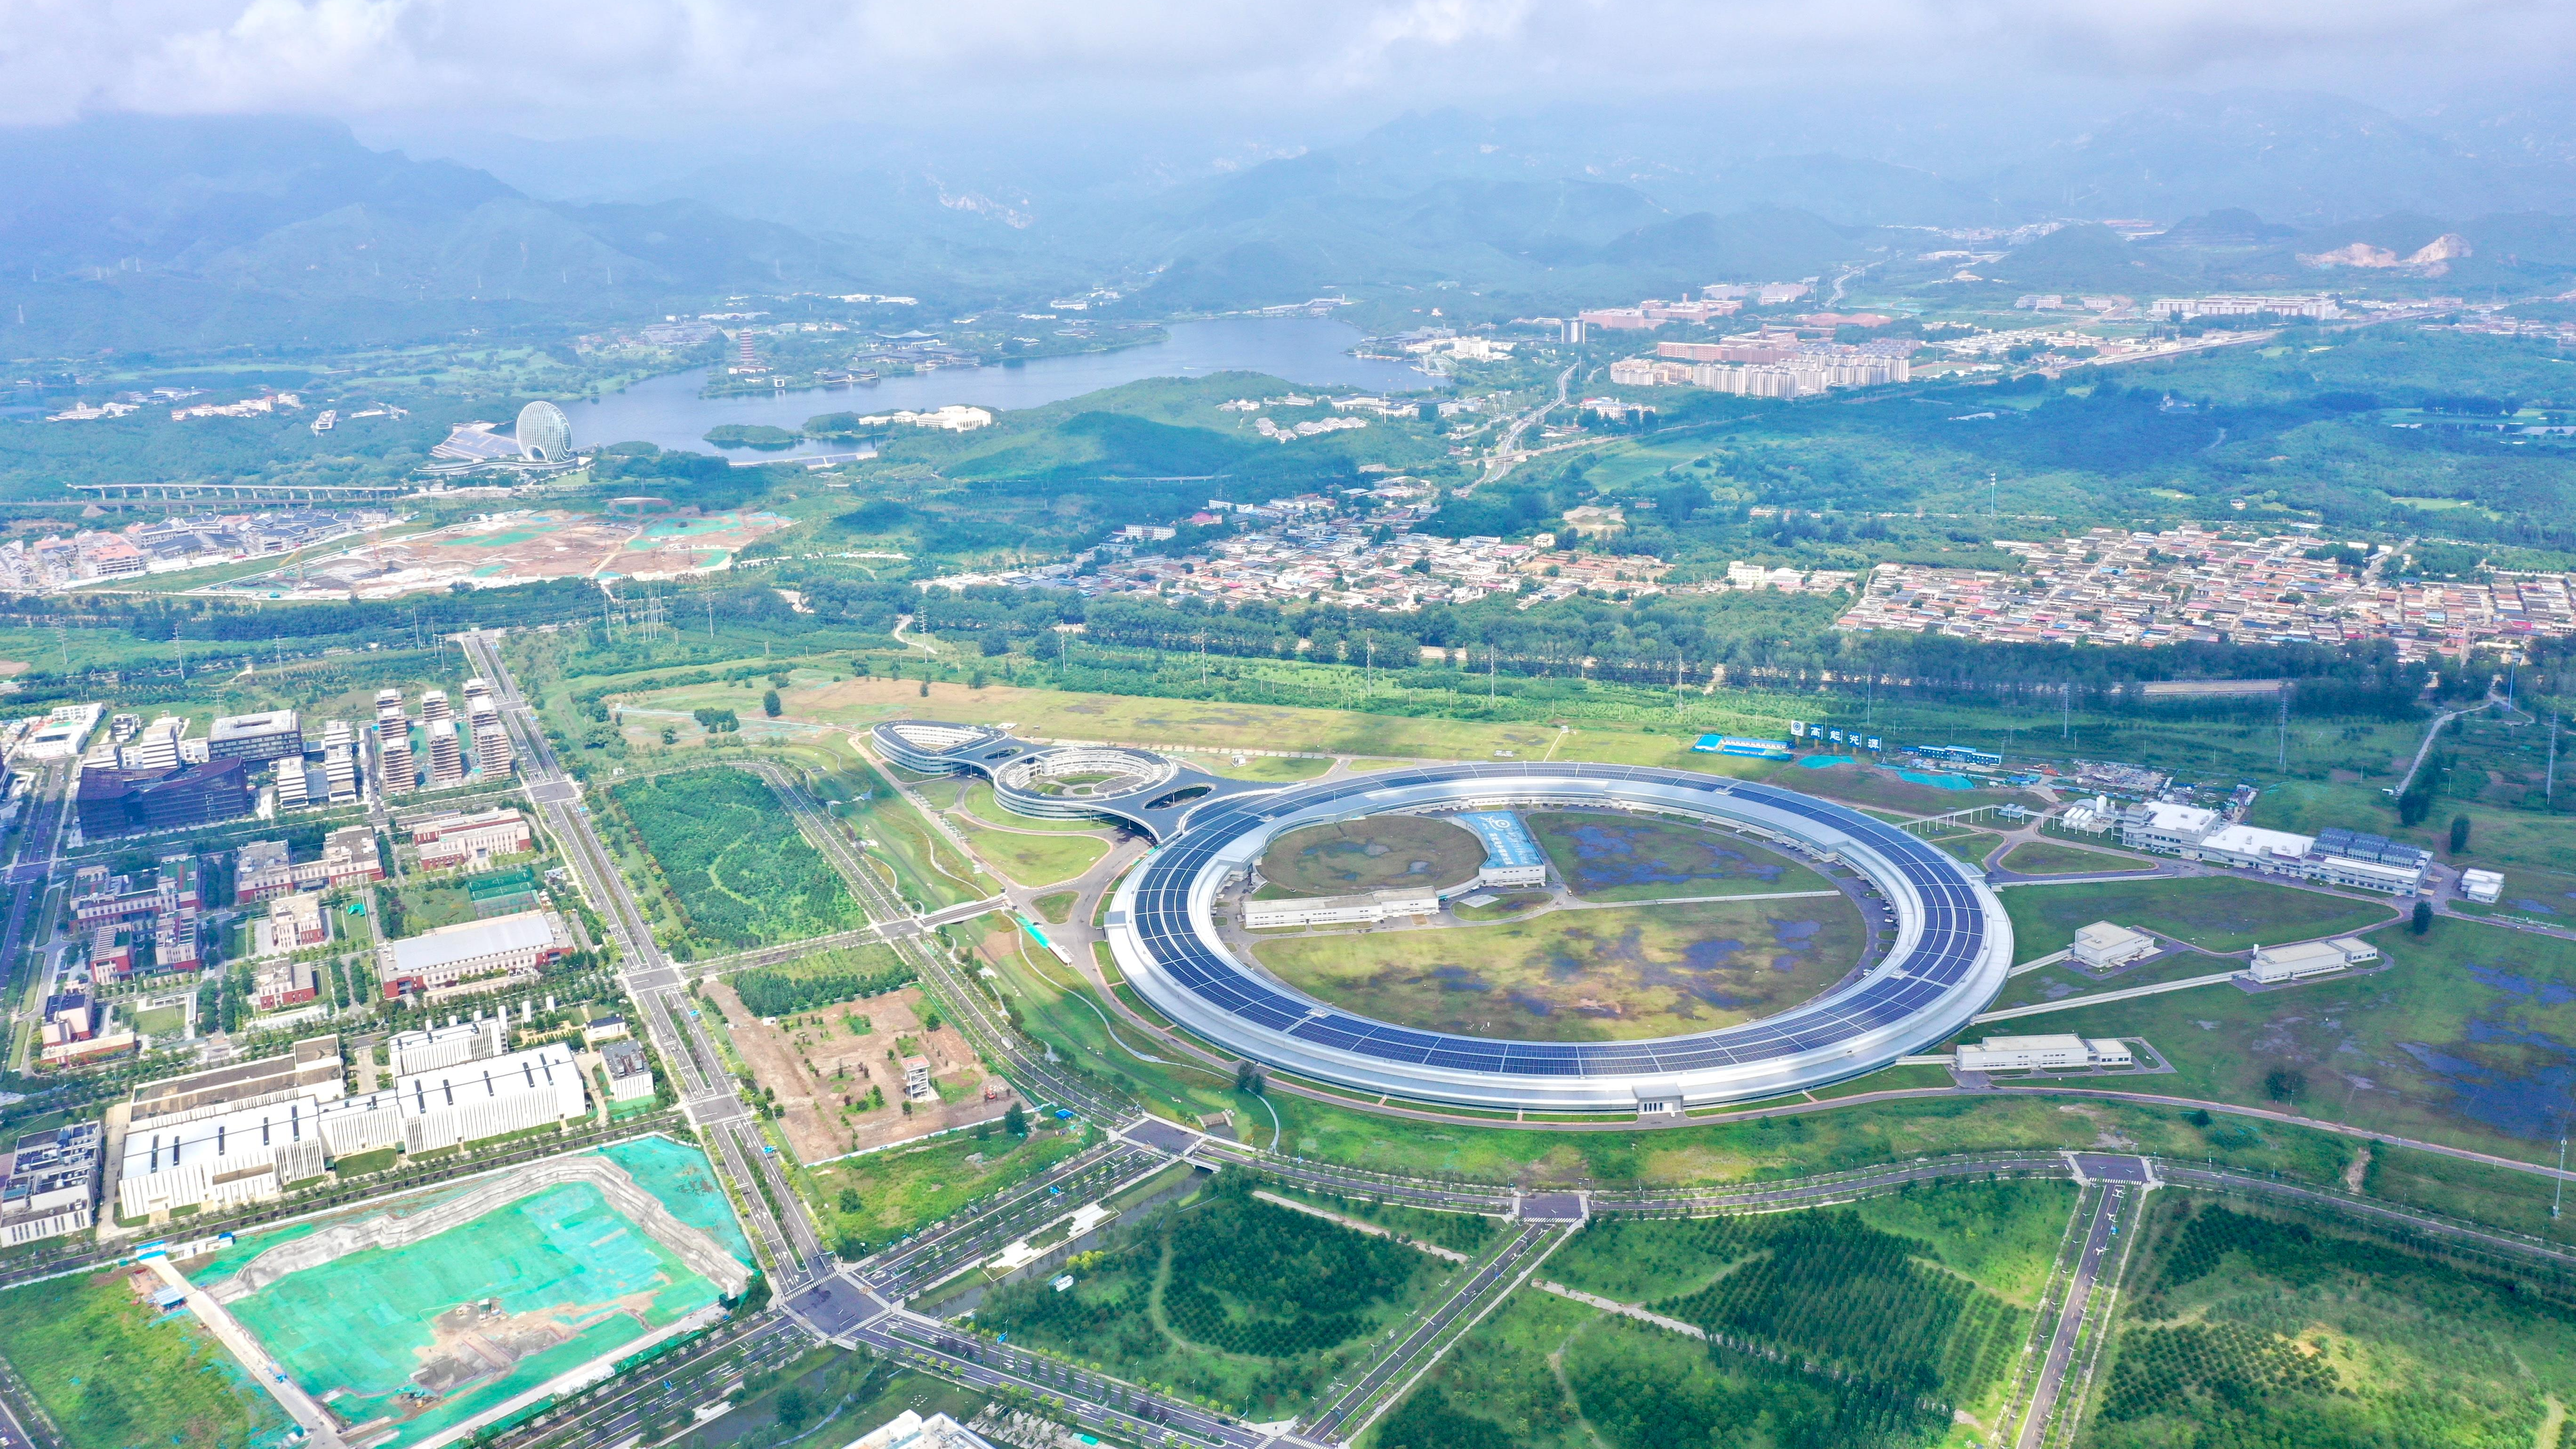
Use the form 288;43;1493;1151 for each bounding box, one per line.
9;89;2576;354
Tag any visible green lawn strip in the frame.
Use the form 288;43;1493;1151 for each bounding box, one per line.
1032;890;1078;923
1265;1091;2353;1201
1161;753;1334;783
950;818;1109;889
1928;829;2004;867
2001;874;2393;959
1527;809;1833;901
804;1127;1089;1251
1985;950;2243;1012
1254;1180;1505;1254
988;928;1238;1120
1248;895;1864;1043
1990;915;2576;1171
0;1267;295;1449
1805;1062;1958;1099
2101;1189;2576;1448
2000;839;2156;876
2359;1142;2576;1241
847;779;989;910
955;780;1108;834
788;677;1564;762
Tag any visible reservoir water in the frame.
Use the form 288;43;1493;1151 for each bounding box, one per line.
560;316;1444;462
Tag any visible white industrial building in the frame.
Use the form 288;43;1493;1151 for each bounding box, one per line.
2071;922;2158;970
389;1019;506;1076
115;1040;589;1218
116;1095;332;1219
2247;937;2380;983
2459;869;2506;903
395;1042;588;1152
2117;803;2425;895
314;1088;409;1158
2121;802;2220;854
2190;824;2317;875
1956;1035;2135;1072
1244;886;1441;930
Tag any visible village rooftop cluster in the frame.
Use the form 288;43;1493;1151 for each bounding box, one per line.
0;509;397;588
925;489;1669;611
1833;526;2576;660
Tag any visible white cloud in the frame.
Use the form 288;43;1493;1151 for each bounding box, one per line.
0;0;2567;130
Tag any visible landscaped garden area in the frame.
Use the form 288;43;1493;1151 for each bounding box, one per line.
606;767;867;953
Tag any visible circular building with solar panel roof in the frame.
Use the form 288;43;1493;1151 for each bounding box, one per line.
875;721;2012;1113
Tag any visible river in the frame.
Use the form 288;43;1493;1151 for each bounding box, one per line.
558;316;1445;462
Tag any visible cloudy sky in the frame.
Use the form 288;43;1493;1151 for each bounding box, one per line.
8;0;2572;132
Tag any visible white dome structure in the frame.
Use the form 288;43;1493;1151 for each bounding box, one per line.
515;401;573;462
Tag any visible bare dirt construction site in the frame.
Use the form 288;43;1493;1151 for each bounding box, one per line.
202;507;792;601
706;977;1013;1161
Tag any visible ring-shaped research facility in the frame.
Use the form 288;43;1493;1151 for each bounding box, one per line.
872;721;2013;1112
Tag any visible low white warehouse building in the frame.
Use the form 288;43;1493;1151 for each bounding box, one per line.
1956;1035;2135;1073
117;1096;331;1219
394;1042;588;1152
116;1042;590;1219
1244;887;1440;930
2071;922;2157;971
2247;937;2380;983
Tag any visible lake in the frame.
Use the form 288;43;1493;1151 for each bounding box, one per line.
559;316;1445;461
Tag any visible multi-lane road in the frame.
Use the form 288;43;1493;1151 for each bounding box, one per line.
462;631;823;1281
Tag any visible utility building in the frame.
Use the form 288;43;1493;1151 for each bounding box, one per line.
1956;1035;2134;1072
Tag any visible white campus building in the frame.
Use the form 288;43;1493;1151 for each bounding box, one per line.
2459;869;2505;903
2247;937;2380;984
1244;886;1441;930
1956;1035;2134;1072
2117;804;2425;895
2070;922;2158;970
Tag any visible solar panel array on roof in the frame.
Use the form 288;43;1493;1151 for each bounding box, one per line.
1452;811;1546;871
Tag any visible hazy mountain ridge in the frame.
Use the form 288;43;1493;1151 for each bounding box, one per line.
13;89;2576;352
